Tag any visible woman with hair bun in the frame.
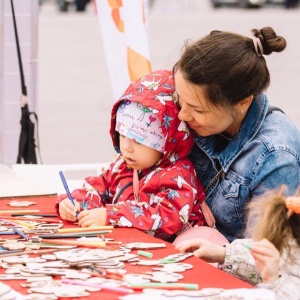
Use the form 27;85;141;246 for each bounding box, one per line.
174;27;300;242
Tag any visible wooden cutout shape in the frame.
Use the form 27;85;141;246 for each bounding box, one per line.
8;201;36;207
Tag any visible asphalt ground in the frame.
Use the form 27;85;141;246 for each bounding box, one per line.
38;0;300;164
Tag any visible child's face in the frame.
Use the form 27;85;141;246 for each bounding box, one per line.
119;134;163;170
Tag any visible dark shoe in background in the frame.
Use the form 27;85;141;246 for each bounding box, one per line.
56;0;91;12
285;0;299;8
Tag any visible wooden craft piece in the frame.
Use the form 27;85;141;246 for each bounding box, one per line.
8;201;36;207
0;282;11;296
25;293;58;300
2;242;26;250
0;210;40;214
54;286;90;298
153;262;193;273
26;276;53;282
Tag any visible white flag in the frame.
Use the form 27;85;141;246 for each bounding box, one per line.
96;0;152;101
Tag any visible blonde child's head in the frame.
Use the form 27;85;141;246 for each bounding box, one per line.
246;186;300;254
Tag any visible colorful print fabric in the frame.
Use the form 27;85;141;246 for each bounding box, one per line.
56;70;206;241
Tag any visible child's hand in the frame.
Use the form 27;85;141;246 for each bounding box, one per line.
59;198;80;221
77;207;107;227
250;239;280;284
175;238;226;264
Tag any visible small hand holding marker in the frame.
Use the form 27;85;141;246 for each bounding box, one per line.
59;171;78;218
242;243;252;250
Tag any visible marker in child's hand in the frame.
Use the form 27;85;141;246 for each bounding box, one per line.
242;243;252;250
11;226;29;240
59;171;78;217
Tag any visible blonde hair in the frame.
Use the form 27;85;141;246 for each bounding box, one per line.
245;186;300;255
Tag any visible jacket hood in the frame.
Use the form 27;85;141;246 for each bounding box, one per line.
110;70;195;169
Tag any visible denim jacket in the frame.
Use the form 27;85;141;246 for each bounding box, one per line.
189;94;300;242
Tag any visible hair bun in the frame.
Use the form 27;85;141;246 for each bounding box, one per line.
252;27;287;56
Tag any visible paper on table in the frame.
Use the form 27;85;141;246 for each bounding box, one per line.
0;165;57;198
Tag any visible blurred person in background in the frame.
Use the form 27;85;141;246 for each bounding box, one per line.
56;0;91;12
284;0;299;8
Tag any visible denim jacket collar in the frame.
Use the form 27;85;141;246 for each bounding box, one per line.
194;94;269;173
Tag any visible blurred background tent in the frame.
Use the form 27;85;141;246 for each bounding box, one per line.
96;0;152;101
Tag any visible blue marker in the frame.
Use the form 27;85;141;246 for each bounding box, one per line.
11;226;29;240
59;171;78;217
0;232;18;235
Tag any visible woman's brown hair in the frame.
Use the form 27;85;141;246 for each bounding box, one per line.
174;27;286;108
245;186;300;255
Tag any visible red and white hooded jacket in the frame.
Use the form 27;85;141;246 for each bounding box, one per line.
56;70;205;241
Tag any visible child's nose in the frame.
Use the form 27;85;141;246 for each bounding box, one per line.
123;137;134;152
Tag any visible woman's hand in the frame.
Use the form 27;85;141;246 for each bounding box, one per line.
175;238;226;264
77;207;107;227
250;239;280;284
59;198;80;221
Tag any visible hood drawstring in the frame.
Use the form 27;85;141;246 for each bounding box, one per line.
133;169;140;203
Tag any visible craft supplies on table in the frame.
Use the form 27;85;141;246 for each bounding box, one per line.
0;210;40;214
11;214;58;217
0;195;253;300
137;250;153;258
61;278;134;294
39;238;107;248
57;225;114;233
0;215;63;223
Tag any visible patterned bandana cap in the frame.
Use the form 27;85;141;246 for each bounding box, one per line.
116;101;165;153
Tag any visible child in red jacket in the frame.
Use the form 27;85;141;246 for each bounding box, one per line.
56;70;205;241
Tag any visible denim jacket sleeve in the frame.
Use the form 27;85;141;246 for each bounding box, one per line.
250;148;300;198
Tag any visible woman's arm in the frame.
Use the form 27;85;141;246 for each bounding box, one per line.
251;150;300;198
